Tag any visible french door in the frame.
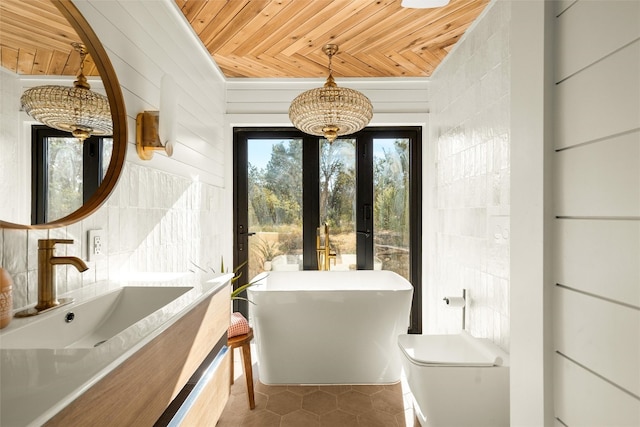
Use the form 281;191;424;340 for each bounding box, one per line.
233;127;422;333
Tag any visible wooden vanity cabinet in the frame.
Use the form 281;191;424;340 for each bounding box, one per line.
45;284;231;426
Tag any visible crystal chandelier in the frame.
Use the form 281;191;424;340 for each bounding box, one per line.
21;42;112;141
289;44;373;143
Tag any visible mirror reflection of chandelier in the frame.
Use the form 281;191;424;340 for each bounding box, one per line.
20;42;112;141
289;44;373;143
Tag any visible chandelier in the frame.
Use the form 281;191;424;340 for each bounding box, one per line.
289;44;373;143
21;42;112;141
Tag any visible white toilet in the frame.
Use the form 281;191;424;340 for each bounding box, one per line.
398;331;509;427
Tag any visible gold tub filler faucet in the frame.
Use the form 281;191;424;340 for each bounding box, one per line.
15;239;89;318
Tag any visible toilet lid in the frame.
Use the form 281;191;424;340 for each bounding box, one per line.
398;332;504;366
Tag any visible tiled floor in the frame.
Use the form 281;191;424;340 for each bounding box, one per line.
217;345;417;427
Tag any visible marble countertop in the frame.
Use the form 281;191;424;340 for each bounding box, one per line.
0;272;233;427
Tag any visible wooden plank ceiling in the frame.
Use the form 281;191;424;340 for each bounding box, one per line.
0;0;98;76
0;0;489;79
175;0;490;78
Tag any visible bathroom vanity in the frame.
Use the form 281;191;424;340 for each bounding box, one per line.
0;273;233;426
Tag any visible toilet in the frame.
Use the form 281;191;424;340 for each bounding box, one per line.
398;331;509;427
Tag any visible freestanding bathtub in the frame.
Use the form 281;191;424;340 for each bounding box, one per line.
247;270;413;384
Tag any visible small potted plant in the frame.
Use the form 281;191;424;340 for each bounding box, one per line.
227;259;262;338
190;259;261;337
229;260;260;303
253;238;280;272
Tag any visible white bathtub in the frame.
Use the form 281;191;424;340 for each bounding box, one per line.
247;270;413;385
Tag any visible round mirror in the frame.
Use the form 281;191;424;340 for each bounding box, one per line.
0;0;126;229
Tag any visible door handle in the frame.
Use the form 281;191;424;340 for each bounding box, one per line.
237;224;256;236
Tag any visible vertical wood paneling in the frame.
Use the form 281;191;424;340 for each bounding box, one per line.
554;354;640;426
554;40;640;149
555;1;640;82
554;131;640;216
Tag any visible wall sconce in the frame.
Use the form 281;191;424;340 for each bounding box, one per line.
136;74;177;160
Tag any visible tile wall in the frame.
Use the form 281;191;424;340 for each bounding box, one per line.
426;0;511;350
0;162;224;311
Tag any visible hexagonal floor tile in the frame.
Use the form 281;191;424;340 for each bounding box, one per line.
351;384;384;395
337;390;373;415
266;390;302;415
371;388;405;415
319;409;358;427
302;390;338;415
358;409;401;427
321;384;352;395
255;381;288;396
281;409;320;427
288;385;320;395
242;408;281;427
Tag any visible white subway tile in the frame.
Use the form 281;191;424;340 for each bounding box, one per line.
428;0;510;351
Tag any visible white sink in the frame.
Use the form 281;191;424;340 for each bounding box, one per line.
0;286;192;349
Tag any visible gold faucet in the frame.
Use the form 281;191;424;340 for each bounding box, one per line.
316;223;336;271
15;239;88;318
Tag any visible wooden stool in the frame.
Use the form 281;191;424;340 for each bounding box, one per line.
227;328;255;409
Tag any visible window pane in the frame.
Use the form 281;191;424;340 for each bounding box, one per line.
46;136;83;221
102;138;113;179
319;138;356;270
247;138;303;278
373;138;410;279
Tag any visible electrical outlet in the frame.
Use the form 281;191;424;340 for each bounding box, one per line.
87;229;105;261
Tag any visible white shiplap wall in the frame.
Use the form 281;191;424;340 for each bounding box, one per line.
75;0;227;186
226;78;429;116
552;1;640;425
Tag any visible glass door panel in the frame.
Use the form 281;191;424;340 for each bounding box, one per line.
46;136;83;222
37;131;113;223
319;138;356;270
373;138;411;280
247;138;303;279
